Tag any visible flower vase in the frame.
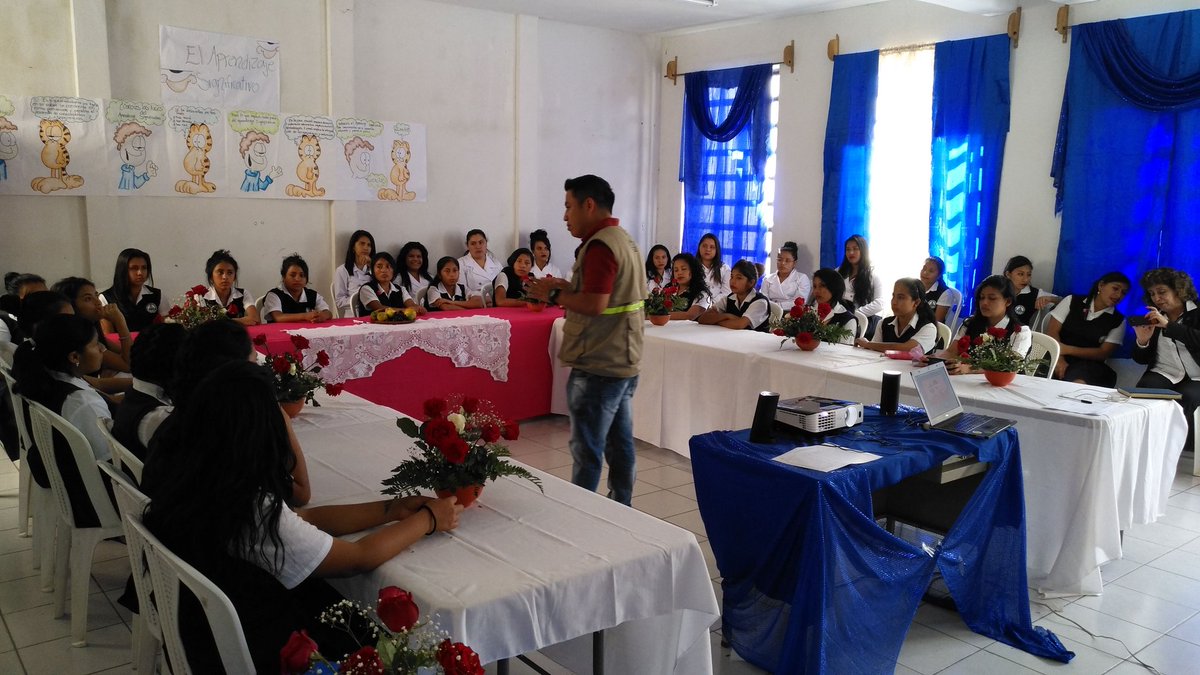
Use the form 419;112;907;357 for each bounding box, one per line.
649;314;670;326
280;400;305;418
436;484;484;508
525;301;545;313
983;370;1016;387
795;336;820;352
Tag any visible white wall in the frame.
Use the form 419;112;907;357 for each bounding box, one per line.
654;0;1200;291
0;0;656;304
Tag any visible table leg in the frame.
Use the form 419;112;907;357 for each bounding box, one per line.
593;630;604;675
496;658;509;675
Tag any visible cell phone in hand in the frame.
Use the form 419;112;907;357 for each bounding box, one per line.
1127;316;1151;327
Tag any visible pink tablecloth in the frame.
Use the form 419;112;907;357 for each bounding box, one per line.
250;307;563;421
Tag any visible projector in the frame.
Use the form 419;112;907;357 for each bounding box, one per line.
775;396;863;434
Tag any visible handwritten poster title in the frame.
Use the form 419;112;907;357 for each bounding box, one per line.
160;25;280;112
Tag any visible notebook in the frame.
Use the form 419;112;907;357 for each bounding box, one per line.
1117;387;1182;400
910;362;1016;439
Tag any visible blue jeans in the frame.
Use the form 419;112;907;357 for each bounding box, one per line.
566;370;638;505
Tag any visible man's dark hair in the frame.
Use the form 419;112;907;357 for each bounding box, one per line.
564;174;615;212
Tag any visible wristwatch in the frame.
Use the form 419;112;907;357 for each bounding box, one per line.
548;288;562;305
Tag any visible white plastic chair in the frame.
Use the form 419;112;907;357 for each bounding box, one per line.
853;310;869;340
97;461;160;673
26;401;125;646
768;302;783;326
97;418;145;485
1027;330;1060;379
0;364;33;537
125;515;256;675
1;366;57;587
934;322;952;352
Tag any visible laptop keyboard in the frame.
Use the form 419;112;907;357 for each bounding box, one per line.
942;413;993;435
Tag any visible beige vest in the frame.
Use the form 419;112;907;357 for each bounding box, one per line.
558;224;647;378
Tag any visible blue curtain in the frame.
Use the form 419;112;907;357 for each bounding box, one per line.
930;35;1011;318
819;51;878;269
680;64;773;265
1051;10;1200;300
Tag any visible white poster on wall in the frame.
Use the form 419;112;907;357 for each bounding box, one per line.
163;104;225;197
0;95;109;197
159;25;280;112
225;110;285;198
104;99;171;197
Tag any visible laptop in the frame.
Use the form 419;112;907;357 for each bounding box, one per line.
910;362;1016;439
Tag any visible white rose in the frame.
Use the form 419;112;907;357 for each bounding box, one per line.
447;412;466;434
289;363;297;375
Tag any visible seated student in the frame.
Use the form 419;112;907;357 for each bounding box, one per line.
697;260;771;331
112;323;186;461
203;249;261;326
1046;271;1130;387
839;235;885;332
696;233;732;300
141;360;462;671
357;252;414;316
809;268;857;345
5;273;47;303
529;229;564;279
856;278;938;354
667;253;711;321
945;275;1033;374
918;256;962;325
645;245;672;295
52;276;133;376
264;254;334;324
333;230;375;317
493;248;534;307
99;248;162;333
1132;267;1200;450
425;256;483;312
457;229;503;300
1003;255;1061;326
761;241;811;307
397;241;433;307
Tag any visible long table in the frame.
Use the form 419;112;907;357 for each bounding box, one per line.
251;307;563;421
289;390;719;673
550;319;1188;596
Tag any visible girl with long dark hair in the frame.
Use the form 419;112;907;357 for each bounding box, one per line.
333;229;375;317
493;248;534;308
808;268;857;344
100;248;162;333
918;256;961;325
837;235;884;321
645;245;672;295
202;249;261;326
946;275;1032;374
855;278;938;354
397;241;433;304
696;233;731;300
668;253;710;321
1045;271;1130;386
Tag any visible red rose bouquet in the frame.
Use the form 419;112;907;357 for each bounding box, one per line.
770;298;854;346
382;395;542;500
164;285;230;330
253;333;342;406
956;324;1027;373
281;586;484;675
644;285;688;316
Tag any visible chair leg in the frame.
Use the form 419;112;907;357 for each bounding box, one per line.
52;517;70;616
69;529;104;647
133;614;159;673
17;459;30;537
36;492;55;589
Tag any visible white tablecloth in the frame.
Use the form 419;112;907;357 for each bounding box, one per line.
290;392;719;672
549;318;1188;596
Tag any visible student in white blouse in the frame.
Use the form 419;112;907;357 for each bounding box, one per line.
945;276;1033;373
645;245;672;295
918;256;962;325
333;230;375;317
457;229;504;301
397;241;434;306
809;269;858;345
696;233;732;300
855;278;939;355
529;229;564;280
761;241;811;307
838;235;885;322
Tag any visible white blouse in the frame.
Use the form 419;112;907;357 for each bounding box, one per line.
333;264;372;313
49;372;113;461
701;263;732;301
952;316;1033;358
530;262;564;279
457;254;503;297
843;271;885;317
761;271;811;308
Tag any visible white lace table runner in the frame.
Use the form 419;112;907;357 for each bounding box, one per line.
287;316;511;383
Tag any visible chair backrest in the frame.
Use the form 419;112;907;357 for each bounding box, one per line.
96;417;144;484
945;299;963;334
934;322;952;351
415;286;430;309
853;310;869;340
768;302;783;326
127;515;256;675
255;293;267;317
1026;330;1060;379
97;460;162;646
0;365;34;464
26;400;122;531
329;281;343;318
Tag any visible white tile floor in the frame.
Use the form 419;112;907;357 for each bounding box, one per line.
2;418;1200;674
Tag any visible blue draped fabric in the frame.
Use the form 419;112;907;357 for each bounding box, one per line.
930;35;1011;319
691;409;1073;674
1051;10;1200;299
680;64;773;265
820;51;878;269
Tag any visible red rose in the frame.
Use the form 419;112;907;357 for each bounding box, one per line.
956;336;972;354
501;421;520;440
252;333;268;346
1011;324;1022;333
424;398;448;419
986;326;1007;340
817;302;832;318
227;304;238;316
324;383;344;396
167;305;182;317
290;334;310;351
462;397;480;414
793;297;805;307
972;336;983;347
439;436;470;464
772;328;786;336
189;284;207;296
316;350;331;367
340;646;385;675
279;630;319;675
423;417;458;449
271;356;291;375
481;423;501;443
377;586;420;632
788;306;805;318
437;639;485;675
796;331;815;343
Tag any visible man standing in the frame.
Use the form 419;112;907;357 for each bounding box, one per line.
528;175;646;505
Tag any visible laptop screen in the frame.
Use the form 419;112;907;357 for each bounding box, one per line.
910;362;964;425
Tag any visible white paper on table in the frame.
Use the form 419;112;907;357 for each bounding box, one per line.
1043;399;1116;417
772;444;881;472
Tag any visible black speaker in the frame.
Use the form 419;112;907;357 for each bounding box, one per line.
880;371;901;416
749;391;780;443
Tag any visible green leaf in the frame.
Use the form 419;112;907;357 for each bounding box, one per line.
397;417;420;437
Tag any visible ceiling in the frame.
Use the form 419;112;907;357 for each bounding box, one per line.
422;0;1040;35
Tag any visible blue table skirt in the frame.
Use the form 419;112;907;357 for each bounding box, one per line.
690;407;1073;674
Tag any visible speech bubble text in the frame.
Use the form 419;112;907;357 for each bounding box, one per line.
228;110;280;135
0;95;14;117
30;96;100;123
283;115;335;143
336;118;382;141
393;122;411;137
167;105;220;131
366;173;388;190
106;100;166;126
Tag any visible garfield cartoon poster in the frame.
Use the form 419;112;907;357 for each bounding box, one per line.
103;99;173;197
164;105;225;196
0;95;108;197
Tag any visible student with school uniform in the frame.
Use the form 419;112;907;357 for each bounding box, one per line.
809;268;858;344
667;253;711;321
1132;267;1200;450
203;249;261;326
838;235;885;334
492;248;534;308
645;245;672;295
457;229;503;302
357;252;412;315
918;256;962;325
397;241;433;308
1003;255;1061;327
945;275;1033;373
696;233;732;300
263;254;334;324
856;278;938;354
99;248;163;333
112;323;185;461
52;276;132;377
1045;271;1130;387
425;257;483;312
529;229;564;279
697;260;772;331
333;230;375;317
761;241;811;308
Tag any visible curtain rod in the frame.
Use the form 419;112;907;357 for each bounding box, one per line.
827;6;1023;61
664;40;794;85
